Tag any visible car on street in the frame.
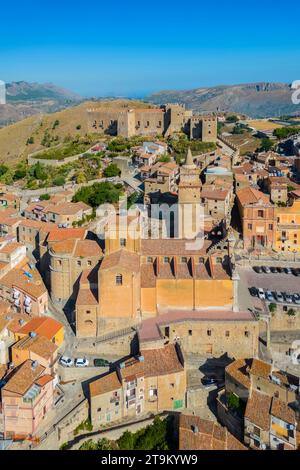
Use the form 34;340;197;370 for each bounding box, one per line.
270;267;279;273
285;267;293;275
253;266;263;274
278;267;285;274
258;288;265;300
94;358;110;367
263;266;271;274
266;290;274;301
60;356;74;367
292;294;300;305
293;268;300;277
201;377;218;388
75;358;89;367
275;292;284;303
284;293;293;303
249;287;258;297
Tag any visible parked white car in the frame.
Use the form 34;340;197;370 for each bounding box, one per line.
60;356;74;367
75;358;89;368
258;288;265;300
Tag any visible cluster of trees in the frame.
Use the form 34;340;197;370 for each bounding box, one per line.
79;417;173;451
168;134;216;163
72;181;123;208
259;138;273;152
103;163;121;178
273;126;300;140
35;136;97;161
226;115;239;123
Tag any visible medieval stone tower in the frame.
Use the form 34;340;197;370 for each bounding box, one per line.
178;148;202;239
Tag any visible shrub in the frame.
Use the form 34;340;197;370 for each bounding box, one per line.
226;115;239;123
53;175;66;186
103;163;121;178
26;136;35;145
269;303;277;314
287;309;296;317
0;165;9;177
40;193;51;201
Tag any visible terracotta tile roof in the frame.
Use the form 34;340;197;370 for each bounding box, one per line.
74;240;103;258
17;316;63;340
47;228;87;242
0;299;11;315
35;374;54;387
13;335;58;360
271;398;295;424
236;187;271;206
76;286;98;305
0;264;47;299
141;239;212;256
225;359;251;389
0;216;22;227
19;219;57;231
89;371;121;397
0;242;25;255
245;390;271;431
249;358;272;379
101;249;140;272
141;264;157;288
46;201;91;215
120;344;184;380
2;360;45;396
179;414;246;450
201;189;230;200
50;238;77;255
4;313;29;334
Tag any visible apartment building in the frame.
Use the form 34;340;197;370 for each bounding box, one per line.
89;343;186;428
1;359;54;440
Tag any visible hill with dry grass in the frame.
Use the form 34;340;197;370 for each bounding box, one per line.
0;99;154;167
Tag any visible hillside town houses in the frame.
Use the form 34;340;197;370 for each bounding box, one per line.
0;108;300;452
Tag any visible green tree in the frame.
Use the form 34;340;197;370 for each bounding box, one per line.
226;115;239;123
103;163;121;178
40;193;51;201
26;136;35;145
0;165;9;177
287;309;296;317
158;154;171;163
53;175;66;186
259;138;273;152
13;168;27;180
269;303;277;314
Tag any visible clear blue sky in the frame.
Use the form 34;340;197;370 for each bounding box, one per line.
1;0;300;97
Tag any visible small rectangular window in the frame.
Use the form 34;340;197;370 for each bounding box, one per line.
120;238;126;247
207;330;212;336
116;274;123;286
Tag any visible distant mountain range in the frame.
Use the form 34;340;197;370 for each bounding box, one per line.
0;81;82;127
146;82;300;118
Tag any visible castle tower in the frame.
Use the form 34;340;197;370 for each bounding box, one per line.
178;149;202;239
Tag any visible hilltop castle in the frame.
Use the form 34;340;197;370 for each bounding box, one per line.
87;103;217;141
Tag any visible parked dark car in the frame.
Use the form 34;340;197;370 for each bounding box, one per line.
293;268;300;277
94;358;110;367
271;267;279;273
249;287;258;297
253;266;263;274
